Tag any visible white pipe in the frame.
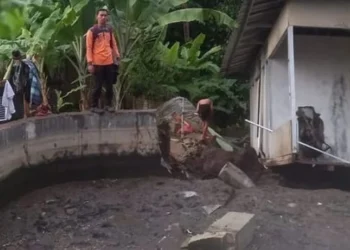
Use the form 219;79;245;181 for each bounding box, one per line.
298;141;350;164
245;119;273;132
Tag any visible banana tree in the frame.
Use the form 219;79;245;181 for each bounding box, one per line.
61;36;91;111
159;33;221;73
125;32;224;105
105;0;236;109
150;33;222;100
53;0;104;111
54;84;86;112
0;0;90;109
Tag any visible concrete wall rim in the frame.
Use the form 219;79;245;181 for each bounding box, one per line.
0;110;160;182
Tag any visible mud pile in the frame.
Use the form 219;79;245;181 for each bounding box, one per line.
156;97;263;182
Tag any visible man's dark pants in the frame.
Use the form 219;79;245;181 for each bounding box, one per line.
91;64;115;108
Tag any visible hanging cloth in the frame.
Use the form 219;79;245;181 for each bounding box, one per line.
1;80;16;120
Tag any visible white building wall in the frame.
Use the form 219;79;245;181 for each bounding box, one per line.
294;35;350;161
264;39;293;160
248;0;350;164
266;0;350;59
249;39;293;161
269;40;289;129
289;0;350;29
249;54;269;155
249;65;260;153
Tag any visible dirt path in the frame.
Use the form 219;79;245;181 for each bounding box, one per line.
1;167;350;250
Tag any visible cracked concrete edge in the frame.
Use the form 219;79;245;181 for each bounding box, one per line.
0;111;160;181
182;211;256;250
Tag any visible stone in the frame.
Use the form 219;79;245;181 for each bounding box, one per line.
207;212;256;250
181;238;191;249
39;234;54;246
157;223;185;250
45;199;57;204
181;191;198;198
288;203;297;208
185;232;235;250
202;204;222;215
65;207;77;215
218;162;255;189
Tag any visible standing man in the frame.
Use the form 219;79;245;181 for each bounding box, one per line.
196;98;213;140
86;8;120;113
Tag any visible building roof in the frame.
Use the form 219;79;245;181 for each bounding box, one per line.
221;0;286;78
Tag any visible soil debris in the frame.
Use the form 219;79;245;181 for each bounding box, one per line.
2;168;350;249
156;97;262;182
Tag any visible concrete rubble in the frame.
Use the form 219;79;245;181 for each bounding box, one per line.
157;223;186;250
156;96;263;185
182;212;256;250
182;232;235;250
219;162;256;189
202;204;222;215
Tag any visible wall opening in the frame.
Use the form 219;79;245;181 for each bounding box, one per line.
294;30;350;162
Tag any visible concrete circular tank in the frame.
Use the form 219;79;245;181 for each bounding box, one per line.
0;110;161;204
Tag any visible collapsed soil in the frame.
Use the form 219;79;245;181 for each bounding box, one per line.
1;166;350;250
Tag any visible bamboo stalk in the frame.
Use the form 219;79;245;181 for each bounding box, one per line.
0;60;13;87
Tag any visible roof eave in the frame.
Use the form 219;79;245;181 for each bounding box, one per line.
221;0;286;78
221;0;254;77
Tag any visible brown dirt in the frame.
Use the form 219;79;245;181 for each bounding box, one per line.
243;166;350;250
1;166;350;249
0;177;232;250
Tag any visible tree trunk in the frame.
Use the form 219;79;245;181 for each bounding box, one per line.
79;89;88;111
143;98;149;109
182;3;190;42
183;23;190;42
41;74;49;106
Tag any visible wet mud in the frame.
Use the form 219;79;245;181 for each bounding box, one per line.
1;162;350;249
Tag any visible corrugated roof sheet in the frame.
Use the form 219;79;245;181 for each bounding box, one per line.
221;0;286;77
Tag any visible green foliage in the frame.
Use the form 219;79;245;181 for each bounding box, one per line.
54;84;86;112
105;0;236;108
166;0;242;64
0;0;247;127
127;33;222;101
187;78;249;127
157;8;236;27
159;33;221;73
62;36;89;89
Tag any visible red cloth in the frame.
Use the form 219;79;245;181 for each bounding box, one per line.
35;104;52;117
177;122;194;134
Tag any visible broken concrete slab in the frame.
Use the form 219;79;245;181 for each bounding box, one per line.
207;212;256;250
182;211;256;250
157;223;185;250
182;231;235;250
218;162;255;189
202;204;222;215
